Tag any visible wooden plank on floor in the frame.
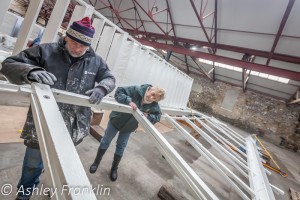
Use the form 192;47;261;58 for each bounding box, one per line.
90;125;104;141
157;184;187;200
0;105;28;143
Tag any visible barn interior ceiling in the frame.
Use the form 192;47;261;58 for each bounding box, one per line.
8;0;300;102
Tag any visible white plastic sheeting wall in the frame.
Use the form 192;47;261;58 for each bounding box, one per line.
92;18;193;109
7;1;193;110
0;12;44;41
95;25;116;60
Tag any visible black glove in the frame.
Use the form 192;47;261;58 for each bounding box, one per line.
28;70;57;85
85;87;106;104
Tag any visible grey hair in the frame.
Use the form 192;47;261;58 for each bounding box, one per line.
151;86;166;101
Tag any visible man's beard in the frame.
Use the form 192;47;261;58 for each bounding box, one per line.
66;43;87;57
143;98;152;104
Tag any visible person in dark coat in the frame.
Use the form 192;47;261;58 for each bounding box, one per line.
0;17;115;200
89;84;165;181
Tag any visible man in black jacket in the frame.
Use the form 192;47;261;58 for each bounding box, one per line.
1;17;115;200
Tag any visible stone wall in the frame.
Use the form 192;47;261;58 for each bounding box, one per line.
189;74;300;151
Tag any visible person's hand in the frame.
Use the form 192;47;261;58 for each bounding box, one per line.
28;70;57;85
143;112;148;117
85;87;106;104
129;102;137;110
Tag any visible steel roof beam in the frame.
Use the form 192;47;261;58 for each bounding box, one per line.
184;55;190;75
98;0;134;29
189;0;211;44
125;29;300;64
175;54;204;74
131;0;147;32
242;69;251;92
165;0;177;39
110;16;300;39
132;0;167;35
172;54;205;75
136;39;300;81
172;53;208;76
214;0;218;53
242;54;255;92
266;0;295;65
190;56;214;81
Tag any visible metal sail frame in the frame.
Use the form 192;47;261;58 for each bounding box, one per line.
0;0;284;198
0;81;284;199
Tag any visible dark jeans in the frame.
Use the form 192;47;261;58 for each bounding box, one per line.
17;147;44;199
99;121;132;156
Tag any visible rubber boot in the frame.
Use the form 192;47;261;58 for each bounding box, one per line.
89;148;107;173
110;154;122;181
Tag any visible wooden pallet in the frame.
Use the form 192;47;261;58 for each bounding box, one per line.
90;125;104;141
290;188;300;200
157;184;187;200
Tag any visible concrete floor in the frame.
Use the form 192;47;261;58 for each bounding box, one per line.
0;125;300;200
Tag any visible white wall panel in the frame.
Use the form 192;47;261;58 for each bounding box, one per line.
12;0;43;55
0;12;20;36
248;76;298;94
178;74;188;108
289;80;300;87
169;67;177;107
183;79;194;108
218;30;274;52
122;44;140;85
178;72;188;108
169;66;181;107
131;48;147;85
247;84;290;100
108;35;133;89
139;51;153;83
268;60;300;73
0;0;11;28
106;33;125;72
150;58;163;86
218;0;287;33
215;75;242;86
114;41;134;86
275;37;300;57
146;55;157;83
95;25;115;60
91;18;105;50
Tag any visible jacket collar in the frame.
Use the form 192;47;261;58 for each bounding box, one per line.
138;84;152;98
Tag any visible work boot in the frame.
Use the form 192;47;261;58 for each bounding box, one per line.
89;148;107;173
110;154;122;181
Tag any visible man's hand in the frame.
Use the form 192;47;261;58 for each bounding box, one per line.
129;102;137;110
85;87;106;104
28;70;57;85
